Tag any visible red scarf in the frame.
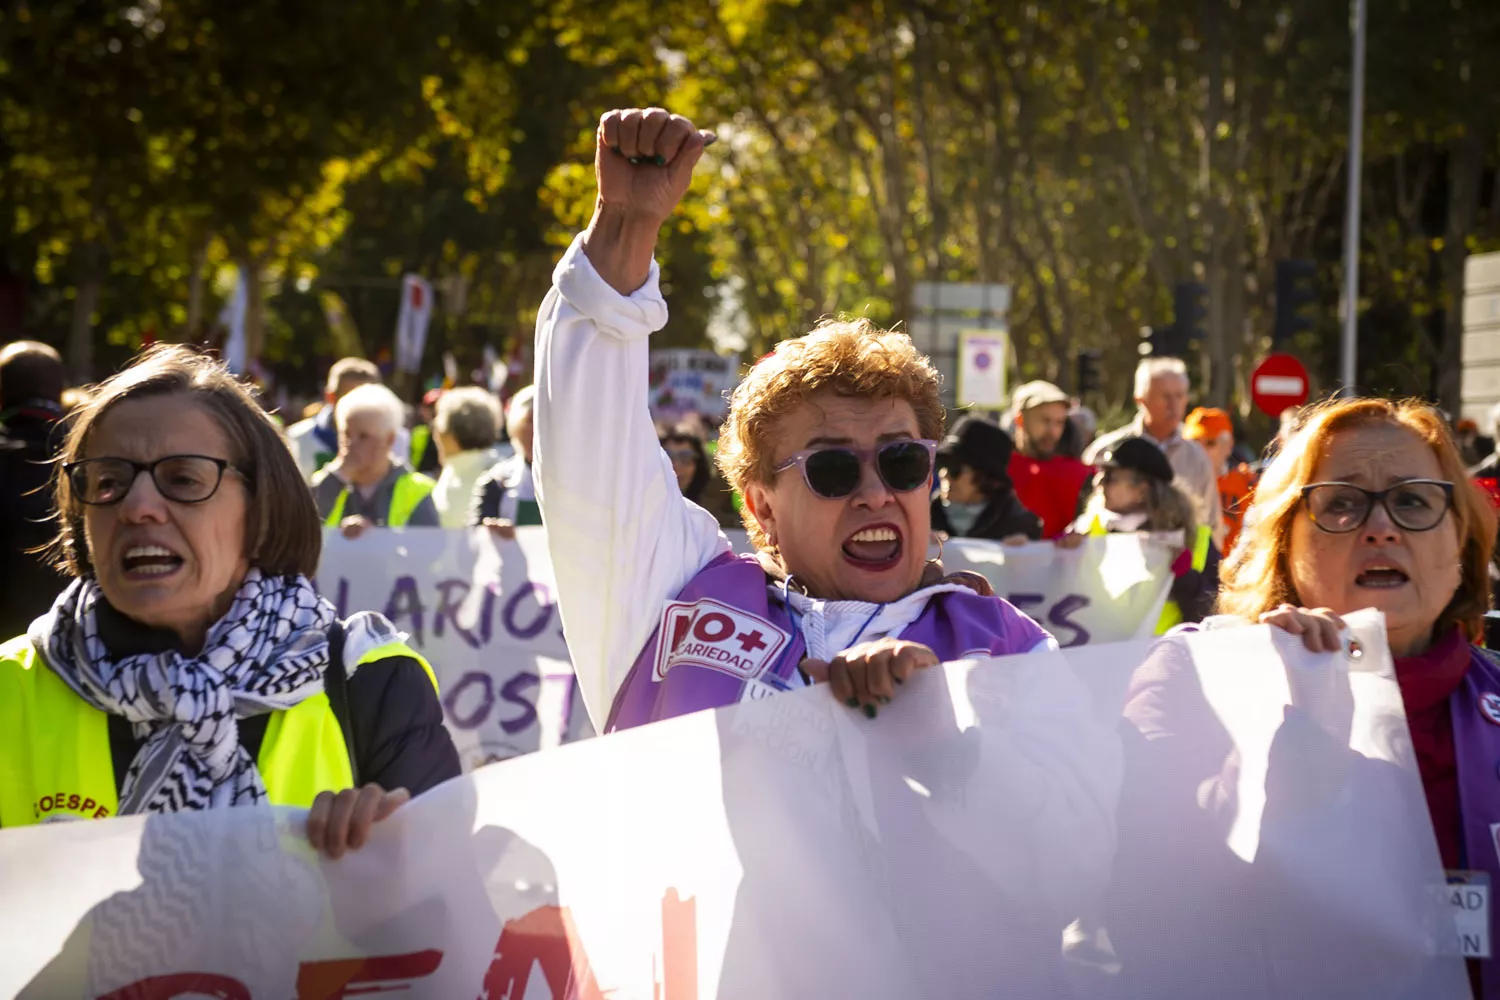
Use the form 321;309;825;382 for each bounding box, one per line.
1393;626;1473;868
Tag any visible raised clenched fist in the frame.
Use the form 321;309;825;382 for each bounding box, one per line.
595;108;714;224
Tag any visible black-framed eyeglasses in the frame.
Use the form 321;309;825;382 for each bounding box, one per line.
773;439;938;500
1300;479;1454;534
64;455;246;506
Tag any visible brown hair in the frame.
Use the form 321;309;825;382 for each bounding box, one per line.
717;318;945;548
1219;397;1496;642
50;344;322;579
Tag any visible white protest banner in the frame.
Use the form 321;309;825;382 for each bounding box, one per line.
316;527;594;769
0;612;1466;999
935;534;1176;646
395;274;434;375
317;529;1172;765
648;349;739;420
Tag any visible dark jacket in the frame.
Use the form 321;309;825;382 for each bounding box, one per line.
0;407;68;640
930;492;1044;542
1166;537;1222;625
98;601;460;798
468;455;541;527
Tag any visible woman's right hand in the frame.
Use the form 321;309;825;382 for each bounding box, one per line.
584;109;714;295
340;515;372;540
595;108;713;224
1259;603;1347;653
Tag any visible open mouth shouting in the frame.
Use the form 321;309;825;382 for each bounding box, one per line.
1354;562;1410;590
842;522;904;571
121;543;185;579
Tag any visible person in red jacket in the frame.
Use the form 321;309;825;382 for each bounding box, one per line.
1007;380;1094;538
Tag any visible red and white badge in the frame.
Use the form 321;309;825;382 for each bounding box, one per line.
1480;692;1500;726
653;598;791;684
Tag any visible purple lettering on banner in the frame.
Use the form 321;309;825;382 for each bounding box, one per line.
384;576;425;647
499;673;540;734
480;583;497;646
434;579;485;649
503;582;554;641
330;577;350;620
444;672;495;730
1006;592;1047;616
1048;594;1092;648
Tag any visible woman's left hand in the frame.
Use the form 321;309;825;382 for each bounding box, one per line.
802;638;940;718
307;784;410;859
1259;604;1347;653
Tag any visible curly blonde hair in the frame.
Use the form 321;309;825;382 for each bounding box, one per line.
1219;397;1496;642
717;318;945;549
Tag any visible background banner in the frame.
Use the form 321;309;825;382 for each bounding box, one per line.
317;528;1174;764
647;349;740;420
0;612;1466;999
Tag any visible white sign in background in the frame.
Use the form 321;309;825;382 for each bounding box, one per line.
0;613;1467;999
318;528;1175;765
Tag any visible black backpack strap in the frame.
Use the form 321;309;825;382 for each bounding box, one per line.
324;620;360;787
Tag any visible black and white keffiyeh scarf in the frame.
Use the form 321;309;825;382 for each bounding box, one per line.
30;569;338;815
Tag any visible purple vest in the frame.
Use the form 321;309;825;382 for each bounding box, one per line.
606;552;1052;732
1451;647;1500;996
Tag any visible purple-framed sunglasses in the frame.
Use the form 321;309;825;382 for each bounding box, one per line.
773;439;938;499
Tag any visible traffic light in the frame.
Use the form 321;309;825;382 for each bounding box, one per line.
1172;282;1208;353
1274;259;1317;347
1075;349;1102;394
1138;325;1164;357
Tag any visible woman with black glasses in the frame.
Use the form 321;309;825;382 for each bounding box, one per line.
0;345;459;854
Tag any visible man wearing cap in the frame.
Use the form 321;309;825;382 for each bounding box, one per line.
1007;380;1094;539
1083;357;1223;546
1183;406;1254;555
932;415;1043;542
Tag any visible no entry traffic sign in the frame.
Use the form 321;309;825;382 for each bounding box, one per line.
1251;353;1309;417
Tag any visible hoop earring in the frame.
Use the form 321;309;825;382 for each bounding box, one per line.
927;530;945;566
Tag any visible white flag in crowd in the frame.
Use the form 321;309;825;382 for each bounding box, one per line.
0;612;1466;999
217;266;248;375
395;274;434;375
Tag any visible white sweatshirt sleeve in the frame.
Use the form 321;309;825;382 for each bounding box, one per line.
533;233;732;729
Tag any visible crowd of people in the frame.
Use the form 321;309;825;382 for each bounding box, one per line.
3;104;1500;993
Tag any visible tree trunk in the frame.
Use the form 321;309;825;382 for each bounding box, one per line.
238;256;266;366
184;236;210;338
67;241;105;384
1440;125;1487;414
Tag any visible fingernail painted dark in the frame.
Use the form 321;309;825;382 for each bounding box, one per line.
863;704;877;719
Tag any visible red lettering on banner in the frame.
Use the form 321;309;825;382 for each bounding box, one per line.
297;949;444;999
38;796;52;812
99;973;251;1000
479;904;604;1000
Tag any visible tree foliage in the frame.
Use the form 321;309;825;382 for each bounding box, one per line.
2;0;1497;421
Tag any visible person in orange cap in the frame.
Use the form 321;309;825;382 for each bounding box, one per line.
1183;407;1253;555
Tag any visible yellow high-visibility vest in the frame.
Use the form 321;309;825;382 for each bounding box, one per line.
0;634;437;828
323;471;436;527
1082;516;1212;634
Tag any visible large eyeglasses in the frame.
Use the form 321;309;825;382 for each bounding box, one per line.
1301;479;1454;534
65;455;244;506
773;439;937;500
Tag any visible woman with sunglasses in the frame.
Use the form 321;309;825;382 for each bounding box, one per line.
661;429;739;528
533;108;1114;743
0;346;460;855
1113;397;1498;995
